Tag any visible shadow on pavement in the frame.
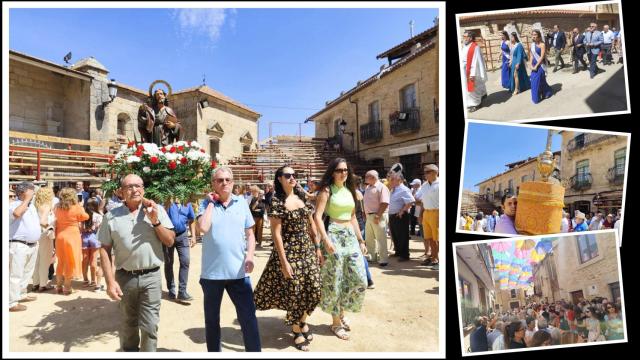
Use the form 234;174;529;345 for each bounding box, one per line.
425;286;439;295
20;297;119;352
184;316;293;351
585;66;627;113
481;89;512;108
381;268;438;280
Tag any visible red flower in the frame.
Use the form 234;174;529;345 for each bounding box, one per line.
200;149;206;153
161;147;167;153
150;156;159;164
170;147;177;153
137;145;144;152
178;146;184;152
180;157;188;164
211;161;217;169
135;149;143;157
128;141;135;148
108;158;113;164
168;161;177;170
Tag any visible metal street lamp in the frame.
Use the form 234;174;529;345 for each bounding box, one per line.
105;78;118;105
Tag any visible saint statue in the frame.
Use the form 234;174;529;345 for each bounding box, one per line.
138;80;182;146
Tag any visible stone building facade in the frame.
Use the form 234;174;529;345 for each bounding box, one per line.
456;243;496;315
9;50;260;162
309;25;439;181
496;287;528;312
475;151;561;207
560;131;628;216
532;232;621;305
458;4;620;71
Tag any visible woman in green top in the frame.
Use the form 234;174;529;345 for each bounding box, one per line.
314;158;368;341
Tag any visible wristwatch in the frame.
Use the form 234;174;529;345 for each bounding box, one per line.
152;221;161;227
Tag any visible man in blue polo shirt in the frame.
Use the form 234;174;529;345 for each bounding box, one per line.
163;197;196;302
197;166;260;352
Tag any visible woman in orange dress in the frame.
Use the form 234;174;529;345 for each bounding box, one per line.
54;187;89;294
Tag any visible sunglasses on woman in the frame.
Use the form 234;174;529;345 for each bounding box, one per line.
282;173;296;179
334;168;349;174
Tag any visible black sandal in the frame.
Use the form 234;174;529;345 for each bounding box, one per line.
300;321;313;341
292;325;309;351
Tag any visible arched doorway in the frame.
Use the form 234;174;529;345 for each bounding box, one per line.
117;113;133;141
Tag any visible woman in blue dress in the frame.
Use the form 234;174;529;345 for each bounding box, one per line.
509;32;530;95
529;29;553;104
500;31;511;90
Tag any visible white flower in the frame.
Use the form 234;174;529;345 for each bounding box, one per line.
120;145;129;152
189;141;201;149
174;141;188;147
126;156;141;163
142;166;151;173
164;153;179;162
186;150;201;161
142;143;160;155
215;153;221;161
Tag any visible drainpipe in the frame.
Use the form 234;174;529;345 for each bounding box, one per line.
349;96;359;156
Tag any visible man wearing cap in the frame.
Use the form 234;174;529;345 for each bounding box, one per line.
9;181;40;312
98;174;175;352
363;170;391;266
573;211;588;232
409;179;422;236
417;164;439;269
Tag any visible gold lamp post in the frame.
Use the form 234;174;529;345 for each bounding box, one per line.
515;130;565;235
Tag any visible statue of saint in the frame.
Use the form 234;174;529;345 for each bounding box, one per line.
138;81;182;146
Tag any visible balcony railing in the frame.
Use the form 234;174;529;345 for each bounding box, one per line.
494;190;503;199
389;108;421;135
359;120;383;143
607;166;625;186
569;173;593;191
567;134;615;153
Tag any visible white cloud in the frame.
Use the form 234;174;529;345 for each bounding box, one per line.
174;9;233;42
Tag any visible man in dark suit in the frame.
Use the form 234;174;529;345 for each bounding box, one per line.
570;27;588;74
470;317;489;352
552;25;567;72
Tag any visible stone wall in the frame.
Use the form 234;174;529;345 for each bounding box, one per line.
496;288;527;311
553;232;620;302
314;42;439;170
476;154;560;204
10;59;69;138
561;131;627;213
196;97;259;164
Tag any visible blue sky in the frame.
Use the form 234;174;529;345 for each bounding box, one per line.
9;7;438;141
463;123;562;191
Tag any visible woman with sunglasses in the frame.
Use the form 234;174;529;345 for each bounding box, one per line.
504;320;527;349
585;306;603;342
605;304;624;340
313;158;368;341
253;166;322;351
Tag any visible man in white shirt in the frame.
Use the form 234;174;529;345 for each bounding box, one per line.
602;25;615;65
417;164;439;269
363;170;391;266
9;182;41;312
589;212;603;231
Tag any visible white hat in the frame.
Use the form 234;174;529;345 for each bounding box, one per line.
576;212;586;220
410;179;422;186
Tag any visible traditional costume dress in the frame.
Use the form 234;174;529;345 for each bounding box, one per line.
510;42;531;93
530;42;553;104
501;40;511;89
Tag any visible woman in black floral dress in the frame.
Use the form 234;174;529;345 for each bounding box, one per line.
254;166;324;351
